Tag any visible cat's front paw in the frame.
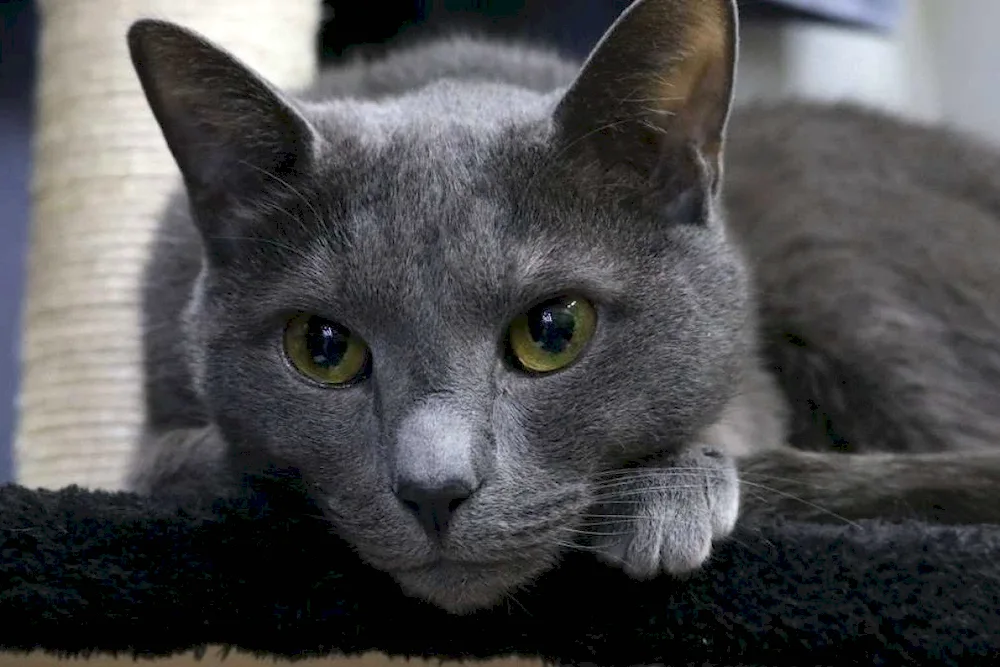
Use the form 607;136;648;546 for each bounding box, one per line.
588;448;739;579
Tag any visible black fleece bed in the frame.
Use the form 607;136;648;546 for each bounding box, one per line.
0;478;996;667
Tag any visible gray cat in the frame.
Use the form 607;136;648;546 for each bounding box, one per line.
126;0;1000;616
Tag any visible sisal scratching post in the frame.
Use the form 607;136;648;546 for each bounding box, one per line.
17;0;321;491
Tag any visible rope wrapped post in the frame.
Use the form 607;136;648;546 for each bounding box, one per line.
17;0;321;491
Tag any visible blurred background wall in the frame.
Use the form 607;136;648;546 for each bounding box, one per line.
737;0;1000;144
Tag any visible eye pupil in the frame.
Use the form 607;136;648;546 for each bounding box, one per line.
528;304;577;354
306;319;349;367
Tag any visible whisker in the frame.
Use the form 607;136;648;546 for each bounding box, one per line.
591;483;857;527
593;467;839;492
720;533;773;562
561;527;634;538
594;466;726;478
592;485;710;499
743;489;772;506
588;499;661;505
578;520;639;528
596;469;728;479
592;477;724;492
740;470;840;489
555;540;604;553
738;480;861;528
577;523;651;532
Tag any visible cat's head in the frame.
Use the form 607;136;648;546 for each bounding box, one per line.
129;0;749;613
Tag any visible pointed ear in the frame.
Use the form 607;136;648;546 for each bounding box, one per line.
127;20;317;212
553;0;737;217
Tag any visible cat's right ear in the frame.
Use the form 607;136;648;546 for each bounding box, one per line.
127;20;317;215
552;0;738;220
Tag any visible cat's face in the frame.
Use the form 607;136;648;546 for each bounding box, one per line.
130;0;746;613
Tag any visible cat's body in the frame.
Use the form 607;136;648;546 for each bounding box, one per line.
128;0;1000;615
725;103;1000;523
727;103;1000;454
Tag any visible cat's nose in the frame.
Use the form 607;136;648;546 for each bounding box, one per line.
395;479;474;537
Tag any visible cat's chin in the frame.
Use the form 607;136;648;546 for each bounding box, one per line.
390;556;554;615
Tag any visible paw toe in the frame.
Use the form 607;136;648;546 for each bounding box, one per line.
710;485;740;536
659;528;713;574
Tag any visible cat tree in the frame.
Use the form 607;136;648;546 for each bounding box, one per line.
16;0;320;491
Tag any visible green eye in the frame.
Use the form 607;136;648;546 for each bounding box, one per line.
284;313;370;386
507;296;597;373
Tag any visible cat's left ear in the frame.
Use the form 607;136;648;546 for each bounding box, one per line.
553;0;738;218
127;19;318;217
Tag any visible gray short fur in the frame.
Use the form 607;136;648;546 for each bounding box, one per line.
126;0;1000;615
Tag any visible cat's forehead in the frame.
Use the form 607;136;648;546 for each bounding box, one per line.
277;83;639;320
288;130;626;325
305;79;561;144
308;89;562;263
309;143;547;316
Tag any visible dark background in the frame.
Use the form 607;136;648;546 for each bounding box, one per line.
317;0;898;61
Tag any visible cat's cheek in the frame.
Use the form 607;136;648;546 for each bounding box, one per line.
325;496;432;568
492;369;605;471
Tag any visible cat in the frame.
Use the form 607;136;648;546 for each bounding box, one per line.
126;0;1000;617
